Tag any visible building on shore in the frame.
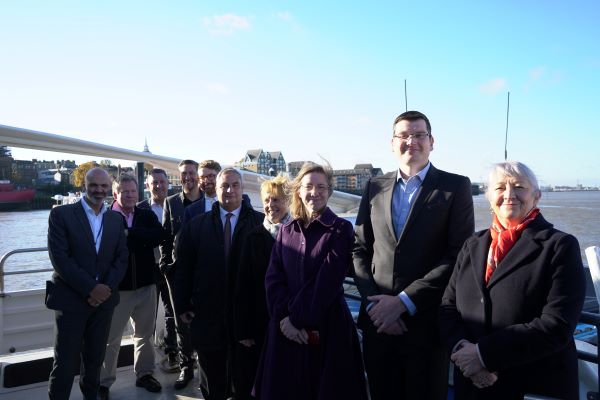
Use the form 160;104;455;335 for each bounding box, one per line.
332;164;383;195
286;161;382;195
236;149;287;176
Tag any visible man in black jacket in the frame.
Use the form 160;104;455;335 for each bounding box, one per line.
159;159;202;389
137;168;180;373
353;111;474;400
175;167;264;400
98;174;166;399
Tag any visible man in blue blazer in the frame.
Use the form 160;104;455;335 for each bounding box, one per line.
46;168;128;400
353;111;474;400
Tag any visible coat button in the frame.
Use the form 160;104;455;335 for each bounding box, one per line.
480;298;484;303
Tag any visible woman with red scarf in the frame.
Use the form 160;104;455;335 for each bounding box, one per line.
440;161;585;400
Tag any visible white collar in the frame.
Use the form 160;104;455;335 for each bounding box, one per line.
219;205;241;219
81;196;107;216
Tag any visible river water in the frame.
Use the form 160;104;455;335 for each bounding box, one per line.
1;191;599;292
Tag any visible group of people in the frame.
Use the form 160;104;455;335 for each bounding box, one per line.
45;110;586;400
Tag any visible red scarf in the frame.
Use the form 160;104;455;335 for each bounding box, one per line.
485;208;540;285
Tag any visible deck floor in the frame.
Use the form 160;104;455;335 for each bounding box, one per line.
3;361;205;399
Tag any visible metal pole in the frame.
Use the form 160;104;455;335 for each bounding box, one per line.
504;91;510;161
137;162;145;202
404;79;408;112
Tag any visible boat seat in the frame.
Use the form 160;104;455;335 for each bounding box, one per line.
585;246;600;307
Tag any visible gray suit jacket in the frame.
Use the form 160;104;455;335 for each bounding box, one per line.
46;200;129;312
353;164;474;346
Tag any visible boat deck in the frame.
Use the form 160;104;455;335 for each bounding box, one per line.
4;359;205;399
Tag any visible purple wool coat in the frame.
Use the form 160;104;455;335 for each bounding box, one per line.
253;207;368;400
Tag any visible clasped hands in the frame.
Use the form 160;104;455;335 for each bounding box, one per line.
367;294;408;335
451;341;498;389
280;316;309;344
87;284;111;307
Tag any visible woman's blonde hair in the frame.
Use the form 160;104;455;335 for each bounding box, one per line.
290;161;333;221
260;175;290;204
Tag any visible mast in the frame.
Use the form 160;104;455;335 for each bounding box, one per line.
504;91;510;161
404;79;408;112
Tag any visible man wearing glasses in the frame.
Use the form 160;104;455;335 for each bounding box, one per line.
353;110;474;399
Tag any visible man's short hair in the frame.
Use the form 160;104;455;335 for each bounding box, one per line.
113;173;138;193
198;160;222;172
392;110;432;135
148;168;168;179
216;167;242;183
178;159;199;170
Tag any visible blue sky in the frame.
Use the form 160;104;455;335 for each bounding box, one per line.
1;1;599;186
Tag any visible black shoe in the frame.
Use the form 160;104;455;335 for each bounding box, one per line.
135;374;162;393
174;368;193;390
98;385;109;400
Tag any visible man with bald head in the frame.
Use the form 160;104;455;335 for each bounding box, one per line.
46;167;129;400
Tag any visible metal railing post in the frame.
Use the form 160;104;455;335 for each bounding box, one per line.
0;247;51;295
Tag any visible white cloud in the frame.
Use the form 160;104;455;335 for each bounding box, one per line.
205;82;230;95
355;116;372;125
525;66;563;91
203;14;251;36
276;11;292;22
479;78;507;94
529;66;546;81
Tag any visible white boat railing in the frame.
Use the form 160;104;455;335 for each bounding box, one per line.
0;248;51;295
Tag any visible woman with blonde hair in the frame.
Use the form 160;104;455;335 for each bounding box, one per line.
253;162;367;400
233;175;291;400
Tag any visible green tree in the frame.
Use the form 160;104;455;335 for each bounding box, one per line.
72;161;99;188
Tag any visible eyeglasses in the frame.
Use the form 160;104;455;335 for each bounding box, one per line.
393;132;431;142
301;184;330;193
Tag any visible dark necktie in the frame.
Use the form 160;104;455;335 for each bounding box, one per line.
224;212;233;263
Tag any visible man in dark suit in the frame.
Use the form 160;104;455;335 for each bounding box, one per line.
46;167;128;400
159;159;202;389
353;111;474;400
175;167;263;400
137;168;179;373
183;160;252;224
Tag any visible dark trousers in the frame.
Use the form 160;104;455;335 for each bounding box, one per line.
233;342;260;400
156;274;177;355
165;270;195;370
48;305;114;400
363;330;449;400
196;346;230;400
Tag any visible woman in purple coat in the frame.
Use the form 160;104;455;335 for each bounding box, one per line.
253;162;368;400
